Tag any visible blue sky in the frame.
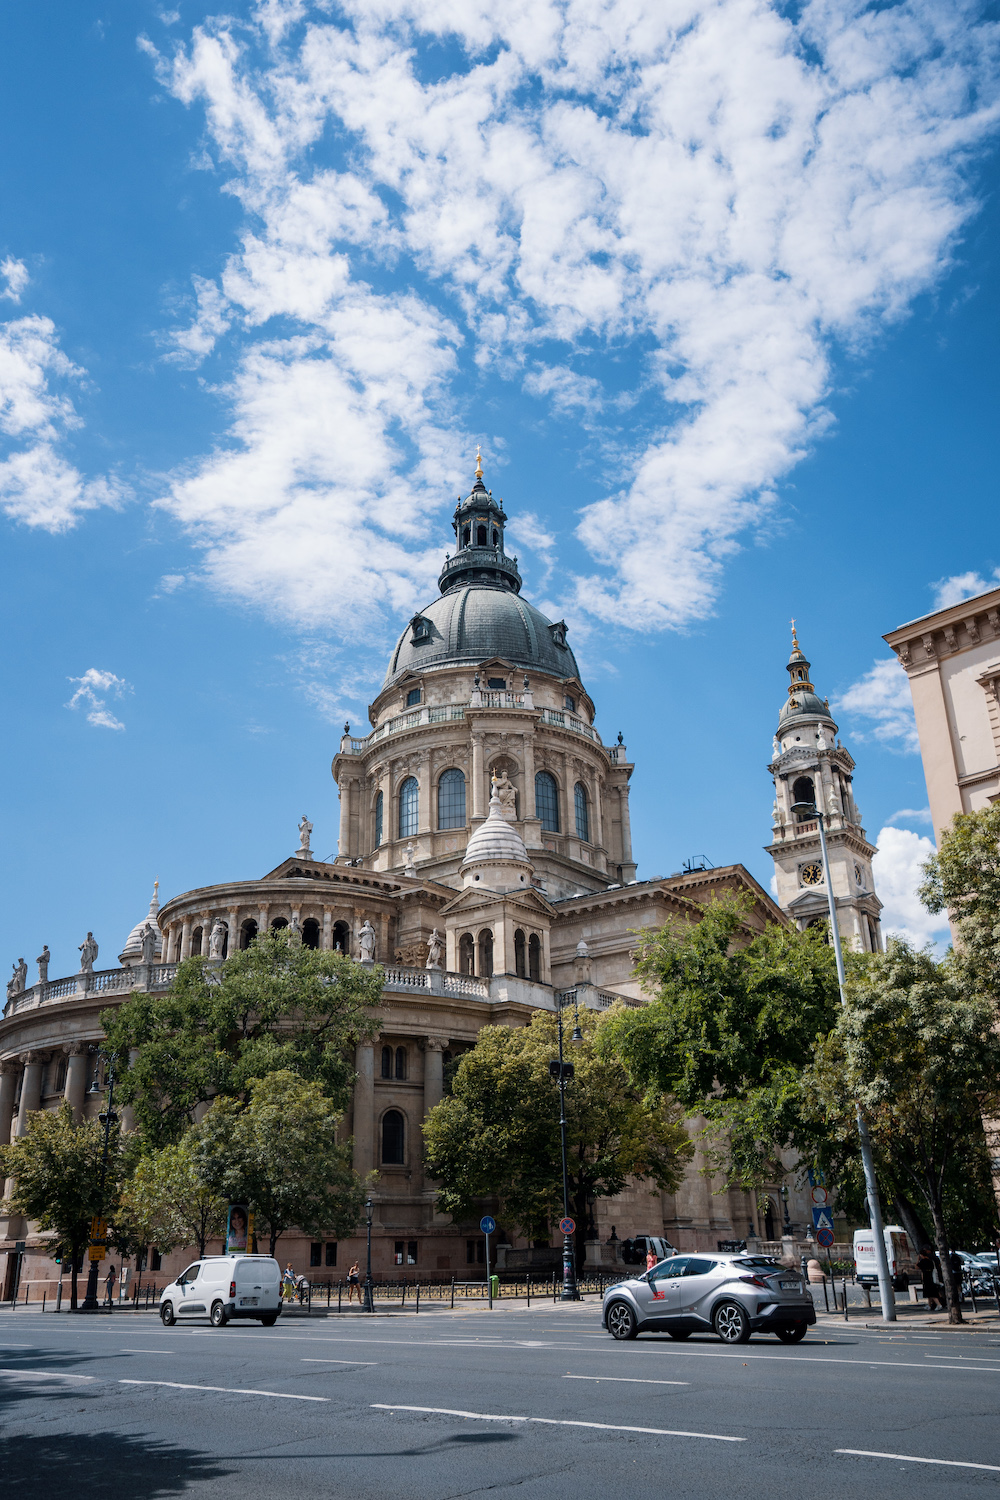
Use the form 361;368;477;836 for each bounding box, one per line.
2;0;999;981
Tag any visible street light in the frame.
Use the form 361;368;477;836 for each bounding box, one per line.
363;1197;374;1313
549;993;582;1302
781;1182;792;1237
791;795;896;1323
81;1051;119;1313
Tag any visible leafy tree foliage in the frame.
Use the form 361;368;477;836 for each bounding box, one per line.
0;1104;125;1309
599;895;840;1195
920;804;1000;999
804;939;1000;1324
192;1070;369;1257
422;1009;693;1270
121;1138;228;1258
102;930;382;1147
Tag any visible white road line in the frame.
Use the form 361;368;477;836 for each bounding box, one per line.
923;1354;1000;1366
302;1359;378;1365
371;1404;742;1441
837;1449;1000;1473
0;1343;32;1348
0;1368;93;1382
628;1347;1000;1374
120;1379;329;1402
564;1375;688;1386
120;1349;176;1355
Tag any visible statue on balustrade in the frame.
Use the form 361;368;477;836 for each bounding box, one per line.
209;919;227;959
78;932;98;974
358;920;376;964
493;770;517;822
298;814;313;854
425;929;443;969
140;924;158;965
36;945;49;983
14;956;28;992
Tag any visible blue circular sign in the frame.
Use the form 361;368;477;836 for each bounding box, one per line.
816;1226;835;1248
480;1216;496;1234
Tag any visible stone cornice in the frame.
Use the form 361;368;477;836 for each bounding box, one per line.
884;584;1000;669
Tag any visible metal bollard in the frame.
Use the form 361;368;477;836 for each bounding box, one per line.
843;1278;849;1321
451;1278;455;1310
56;1281;63;1313
415;1282;420;1314
527;1276;531;1307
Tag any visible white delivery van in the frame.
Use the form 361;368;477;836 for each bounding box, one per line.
853;1225;918;1291
159;1255;282;1328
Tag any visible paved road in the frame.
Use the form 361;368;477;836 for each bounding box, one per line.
2;1301;999;1498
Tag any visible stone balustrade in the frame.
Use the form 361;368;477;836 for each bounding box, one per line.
3;962;180;1017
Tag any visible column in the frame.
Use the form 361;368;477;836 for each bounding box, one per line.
619;783;634;864
353;1042;375;1177
15;1053;44;1137
592;772;605;848
0;1061;18;1146
64;1045;88;1124
338;773;351;859
258;903;270;935
227;908;239;956
417;753;431;836
423;1039;446;1117
521;730;536;819
322;908;333;950
180;918;192;960
120;1047;141;1133
471;733;486;819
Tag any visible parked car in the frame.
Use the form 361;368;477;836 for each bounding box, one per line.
619;1235;675;1266
159;1255;282;1328
853;1225;918;1291
602;1253;816;1344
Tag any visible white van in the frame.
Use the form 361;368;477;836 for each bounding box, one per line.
159;1255;282;1328
853;1225;918;1291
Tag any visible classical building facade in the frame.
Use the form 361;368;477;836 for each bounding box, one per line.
766;628;883;953
2;457;810;1297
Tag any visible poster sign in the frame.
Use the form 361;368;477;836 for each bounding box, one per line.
226;1204;250;1253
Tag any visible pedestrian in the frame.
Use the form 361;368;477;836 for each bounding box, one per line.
917;1246;941;1311
948;1250;964;1305
347;1260;361;1304
104;1263;117;1307
282;1263;295;1302
646;1248;658;1274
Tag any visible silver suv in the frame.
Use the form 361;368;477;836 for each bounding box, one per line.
602;1253;816;1344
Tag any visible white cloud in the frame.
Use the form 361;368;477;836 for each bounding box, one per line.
164;275;231;365
872;824;950;950
885;807;932;826
145;2;1000;633
834;657;919;752
0;311;125;531
65;668;132;731
931;568;1000;610
156;573;187;593
0;257;29;303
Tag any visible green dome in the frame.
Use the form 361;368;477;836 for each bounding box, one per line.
384;584;580;686
778;690;831;726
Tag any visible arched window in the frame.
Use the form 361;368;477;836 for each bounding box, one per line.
791;776;816;820
462;525;471;547
574;782;589;842
492;528;499;546
332;920;350;955
374;791;383;848
478;929;494;978
398;777;419;839
477;523;488;545
528;933;541;982
191;926;203;957
438;768;467;830
302;918;320;950
55;1057;67;1093
535;771;559;832
395;1046;407;1080
381;1109;405;1165
381;1045;392;1079
240;919;257;950
514;928;526;979
271;916;288;930
459;933;475;975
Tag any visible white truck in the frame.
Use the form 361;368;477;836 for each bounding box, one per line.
853;1225;918;1291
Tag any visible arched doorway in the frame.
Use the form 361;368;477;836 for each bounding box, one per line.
240;919;257;950
332;920;350;954
459;933;475;974
301;917;320;950
478;929;494;978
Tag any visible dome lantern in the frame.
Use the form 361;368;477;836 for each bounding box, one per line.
438;449;521;596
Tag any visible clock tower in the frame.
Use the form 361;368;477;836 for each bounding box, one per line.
766;627;883;952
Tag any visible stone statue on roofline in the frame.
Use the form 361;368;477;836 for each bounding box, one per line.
140;924;158;965
209;919;227;959
78;933;98;974
298;814;313;854
36;946;50;983
358;920;376;964
425;929;443;970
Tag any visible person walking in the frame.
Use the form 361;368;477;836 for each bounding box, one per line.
917;1246;942;1311
282;1263;295;1303
104;1263;117;1307
646;1248;658;1274
347;1260;361;1304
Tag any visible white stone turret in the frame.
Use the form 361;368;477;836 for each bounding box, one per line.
461;775;534;893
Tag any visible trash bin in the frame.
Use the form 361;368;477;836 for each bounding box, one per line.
490;1275;499;1301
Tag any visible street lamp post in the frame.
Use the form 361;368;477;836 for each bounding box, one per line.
793;796;897;1323
550;996;582;1302
781;1181;793;1237
364;1197;374;1313
80;1051;119;1313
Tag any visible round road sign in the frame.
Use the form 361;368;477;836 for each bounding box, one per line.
816;1226;835;1248
559;1217;576;1235
810;1186;829;1205
480;1215;496;1235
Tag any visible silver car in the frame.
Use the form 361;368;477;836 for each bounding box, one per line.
602;1253;817;1344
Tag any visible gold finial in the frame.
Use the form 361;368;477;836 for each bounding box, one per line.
475;444;483;480
790;618;800;650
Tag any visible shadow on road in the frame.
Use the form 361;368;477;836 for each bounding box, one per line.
0;1429;235;1499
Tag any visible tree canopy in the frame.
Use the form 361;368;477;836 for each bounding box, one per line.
121;1138;228;1259
423;1008;693;1270
102;929;382;1147
920;803;1000;1001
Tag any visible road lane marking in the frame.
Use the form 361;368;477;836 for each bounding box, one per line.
372;1404;742;1441
625;1348;1000;1374
837;1449;1000;1472
302;1359;378;1365
120;1379;329;1402
0;1368;94;1382
564;1375;688;1386
120;1349;176;1355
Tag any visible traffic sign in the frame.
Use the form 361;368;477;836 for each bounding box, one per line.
480;1216;496;1235
812;1207;835;1233
559;1217;575;1235
810;1186;829;1205
816;1227;835;1248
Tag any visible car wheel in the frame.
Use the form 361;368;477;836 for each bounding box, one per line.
775;1324;807;1343
606;1302;638;1341
160;1302;175;1327
714;1301;751;1344
259;1313;278;1327
210;1300;229;1328
667;1330;692;1341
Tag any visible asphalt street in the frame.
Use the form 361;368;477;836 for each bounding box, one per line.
2;1301;1000;1499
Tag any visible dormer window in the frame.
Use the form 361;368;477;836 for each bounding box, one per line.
410;614;431;644
487;677;506;690
564;694;576;711
550;621;568;650
406;687;421;707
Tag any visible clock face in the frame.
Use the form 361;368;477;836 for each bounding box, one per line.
800;862;823;887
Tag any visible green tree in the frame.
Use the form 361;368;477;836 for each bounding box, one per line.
102;929;382;1147
192;1070;370;1257
0;1104;124;1310
598;894;841;1196
920;804;1000;1000
422;1009;693;1271
804;939;1000;1324
121;1138;228;1259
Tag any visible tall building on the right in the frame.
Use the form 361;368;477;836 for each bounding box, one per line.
884;583;1000;842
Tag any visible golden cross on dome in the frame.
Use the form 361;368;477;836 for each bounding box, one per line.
475;444;483;479
790;617;800;648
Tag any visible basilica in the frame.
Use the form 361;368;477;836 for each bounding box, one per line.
0;455;882;1295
